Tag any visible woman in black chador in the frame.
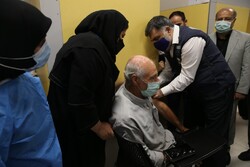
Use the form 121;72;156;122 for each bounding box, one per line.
48;9;129;167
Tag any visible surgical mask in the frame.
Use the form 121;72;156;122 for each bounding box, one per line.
0;41;51;71
28;41;51;71
215;20;232;33
154;31;170;52
141;81;160;97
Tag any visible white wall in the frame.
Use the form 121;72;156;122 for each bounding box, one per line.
40;0;63;72
160;0;209;11
160;0;250;33
161;0;250;11
218;0;250;8
207;0;217;34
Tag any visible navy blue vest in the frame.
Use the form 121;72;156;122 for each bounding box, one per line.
170;26;235;89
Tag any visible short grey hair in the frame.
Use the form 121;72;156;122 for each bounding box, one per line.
124;56;151;81
145;15;174;37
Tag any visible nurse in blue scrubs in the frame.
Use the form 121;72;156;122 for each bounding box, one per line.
0;0;62;166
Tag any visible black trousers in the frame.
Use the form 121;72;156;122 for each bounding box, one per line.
183;84;235;167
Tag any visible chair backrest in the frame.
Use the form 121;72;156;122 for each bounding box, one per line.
115;133;154;167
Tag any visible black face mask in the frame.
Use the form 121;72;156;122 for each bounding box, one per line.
115;39;125;55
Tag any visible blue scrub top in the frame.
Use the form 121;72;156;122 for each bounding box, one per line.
0;72;62;167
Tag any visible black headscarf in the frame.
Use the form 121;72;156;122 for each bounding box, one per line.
75;9;129;61
0;0;52;81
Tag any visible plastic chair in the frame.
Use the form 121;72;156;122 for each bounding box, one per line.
115;133;154;167
173;128;227;167
115;128;226;167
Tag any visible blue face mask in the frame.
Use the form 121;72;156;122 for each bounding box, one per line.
28;41;51;71
141;81;160;97
154;37;170;52
0;41;51;71
215;20;232;33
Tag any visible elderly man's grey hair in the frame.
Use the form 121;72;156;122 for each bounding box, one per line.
124;55;152;81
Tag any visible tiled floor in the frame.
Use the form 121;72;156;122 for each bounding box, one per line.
228;112;250;167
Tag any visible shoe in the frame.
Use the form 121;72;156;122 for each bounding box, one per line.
226;151;231;165
240;115;248;120
239;109;248;120
238;149;250;161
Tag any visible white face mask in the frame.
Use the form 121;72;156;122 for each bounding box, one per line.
0;41;51;71
215;20;232;33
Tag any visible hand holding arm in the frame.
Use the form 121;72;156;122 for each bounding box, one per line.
153;90;164;99
91;121;114;140
234;92;246;100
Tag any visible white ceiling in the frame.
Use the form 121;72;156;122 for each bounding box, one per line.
160;0;250;11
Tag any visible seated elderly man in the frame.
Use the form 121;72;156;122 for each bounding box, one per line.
110;55;179;167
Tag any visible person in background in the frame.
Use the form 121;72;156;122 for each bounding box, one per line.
0;0;62;166
169;11;187;26
209;8;250;160
110;55;176;167
47;10;129;167
145;15;236;166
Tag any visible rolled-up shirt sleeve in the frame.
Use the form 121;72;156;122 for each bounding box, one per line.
161;37;206;96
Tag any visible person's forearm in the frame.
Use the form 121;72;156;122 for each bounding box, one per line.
153;99;187;132
91;120;102;133
159;104;186;132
